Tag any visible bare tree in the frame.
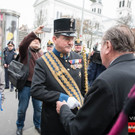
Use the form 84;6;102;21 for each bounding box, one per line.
75;19;102;52
34;10;47;28
34;9;48;47
76;18;81;38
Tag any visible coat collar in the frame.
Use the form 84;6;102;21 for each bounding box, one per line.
53;48;70;60
109;53;135;68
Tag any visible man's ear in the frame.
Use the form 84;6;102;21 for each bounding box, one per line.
52;36;56;43
105;40;113;55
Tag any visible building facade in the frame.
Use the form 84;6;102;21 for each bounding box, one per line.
33;0;104;52
33;0;134;52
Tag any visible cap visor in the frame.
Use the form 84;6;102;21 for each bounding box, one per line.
60;33;76;37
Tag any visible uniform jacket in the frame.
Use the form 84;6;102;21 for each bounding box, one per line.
31;49;85;135
3;47;16;65
19;32;43;84
59;53;135;135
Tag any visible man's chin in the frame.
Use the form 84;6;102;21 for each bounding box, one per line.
65;49;71;54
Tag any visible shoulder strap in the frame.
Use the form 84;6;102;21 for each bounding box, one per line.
42;52;84;106
25;48;31;73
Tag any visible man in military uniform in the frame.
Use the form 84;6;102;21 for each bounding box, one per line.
46;40;54;52
74;38;89;64
3;41;16;92
74;38;83;55
31;18;85;135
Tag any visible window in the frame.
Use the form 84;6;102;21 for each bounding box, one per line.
129;1;131;8
127;0;129;7
98;8;100;13
122;0;125;7
119;1;121;7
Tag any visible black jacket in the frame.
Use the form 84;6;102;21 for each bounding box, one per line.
59;53;135;135
31;50;85;135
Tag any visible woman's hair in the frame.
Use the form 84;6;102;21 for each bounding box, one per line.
7;40;14;46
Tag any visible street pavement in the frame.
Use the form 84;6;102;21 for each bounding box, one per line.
0;88;40;135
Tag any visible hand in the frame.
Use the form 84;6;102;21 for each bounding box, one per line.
34;25;44;34
4;64;8;68
56;101;67;114
67;97;80;109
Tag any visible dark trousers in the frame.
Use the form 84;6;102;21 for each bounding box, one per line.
4;67;13;89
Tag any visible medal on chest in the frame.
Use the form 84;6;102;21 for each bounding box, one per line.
69;59;82;69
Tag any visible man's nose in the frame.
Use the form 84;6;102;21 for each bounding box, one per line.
68;39;73;44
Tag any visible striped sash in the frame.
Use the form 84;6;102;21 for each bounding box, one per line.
42;52;83;106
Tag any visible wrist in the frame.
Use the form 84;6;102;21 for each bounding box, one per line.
59;93;69;102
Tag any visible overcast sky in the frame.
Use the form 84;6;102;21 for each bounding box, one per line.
0;0;35;27
0;0;135;27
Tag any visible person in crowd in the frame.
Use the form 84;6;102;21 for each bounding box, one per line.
56;25;135;135
3;41;16;92
74;38;89;64
74;38;83;55
31;18;85;135
0;66;5;104
88;43;106;87
46;40;54;52
16;26;44;135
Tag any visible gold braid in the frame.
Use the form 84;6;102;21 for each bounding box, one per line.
82;45;88;94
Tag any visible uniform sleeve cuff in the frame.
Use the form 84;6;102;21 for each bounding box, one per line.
59;93;69;102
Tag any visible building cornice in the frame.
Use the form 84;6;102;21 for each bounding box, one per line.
0;9;20;17
33;0;47;7
54;0;102;17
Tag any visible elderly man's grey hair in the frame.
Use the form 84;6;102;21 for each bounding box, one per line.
102;25;135;52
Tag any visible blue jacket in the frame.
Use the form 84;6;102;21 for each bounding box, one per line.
88;55;106;86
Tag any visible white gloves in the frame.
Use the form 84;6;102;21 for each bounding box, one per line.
67;97;80;109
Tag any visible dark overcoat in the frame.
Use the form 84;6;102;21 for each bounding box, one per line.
59;53;135;135
31;51;85;135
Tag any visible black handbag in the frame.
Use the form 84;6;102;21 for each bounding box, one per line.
8;49;31;91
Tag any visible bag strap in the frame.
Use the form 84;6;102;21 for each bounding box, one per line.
26;48;31;66
25;48;32;74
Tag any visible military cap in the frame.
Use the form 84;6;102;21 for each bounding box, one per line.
74;38;82;46
47;40;54;47
7;40;14;46
54;18;76;37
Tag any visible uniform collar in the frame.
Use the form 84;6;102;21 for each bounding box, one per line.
53;48;70;60
75;51;82;55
